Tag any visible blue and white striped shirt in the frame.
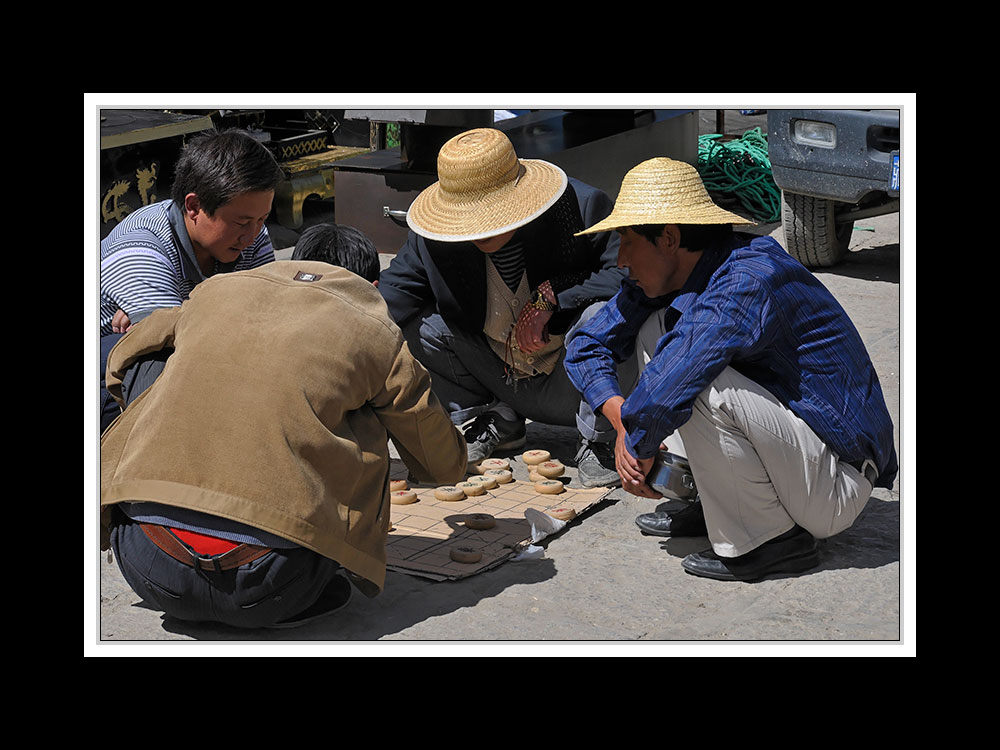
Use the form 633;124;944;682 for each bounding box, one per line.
100;200;274;335
564;235;898;488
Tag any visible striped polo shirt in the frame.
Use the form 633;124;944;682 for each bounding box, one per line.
100;199;275;335
489;239;526;292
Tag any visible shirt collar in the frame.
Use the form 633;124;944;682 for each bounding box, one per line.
669;244;733;314
167;199;207;285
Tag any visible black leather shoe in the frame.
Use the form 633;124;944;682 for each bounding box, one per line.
635;501;707;537
680;526;819;582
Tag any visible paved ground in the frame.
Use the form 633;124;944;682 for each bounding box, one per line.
88;110;911;655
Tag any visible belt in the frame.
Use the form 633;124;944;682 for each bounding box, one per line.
850;458;879;486
139;522;273;573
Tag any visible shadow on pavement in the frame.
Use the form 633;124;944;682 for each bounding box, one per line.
158;553;560;641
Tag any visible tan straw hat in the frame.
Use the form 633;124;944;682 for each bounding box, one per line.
576;157;755;235
406;128;568;242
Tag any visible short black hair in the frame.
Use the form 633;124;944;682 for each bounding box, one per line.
171;129;284;215
291;223;380;283
629;223;734;252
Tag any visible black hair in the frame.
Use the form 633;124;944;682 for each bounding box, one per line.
171;129;284;215
291;223;380;283
629;223;734;252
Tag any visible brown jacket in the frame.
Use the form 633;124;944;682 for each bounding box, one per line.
100;260;466;595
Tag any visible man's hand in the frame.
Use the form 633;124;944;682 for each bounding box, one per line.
615;432;661;498
601;395;661;499
515;281;558;353
514;306;553;353
111;309;133;334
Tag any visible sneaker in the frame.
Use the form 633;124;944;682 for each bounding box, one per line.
464;411;526;463
267;571;352;629
575;439;621;488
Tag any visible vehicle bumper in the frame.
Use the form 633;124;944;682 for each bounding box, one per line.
767;109;900;204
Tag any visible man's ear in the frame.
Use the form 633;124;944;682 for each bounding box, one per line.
657;224;681;253
183;193;202;218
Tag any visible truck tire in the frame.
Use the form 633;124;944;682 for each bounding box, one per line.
780;191;854;268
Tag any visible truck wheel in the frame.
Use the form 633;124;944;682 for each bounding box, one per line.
780;192;853;268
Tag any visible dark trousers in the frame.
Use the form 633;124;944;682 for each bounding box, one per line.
110;510;341;628
399;304;629;445
100;333;124;433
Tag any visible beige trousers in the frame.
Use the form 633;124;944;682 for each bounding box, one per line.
633;311;873;557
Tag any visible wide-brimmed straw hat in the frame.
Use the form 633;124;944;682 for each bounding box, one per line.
576;157;755;235
406;128;568;242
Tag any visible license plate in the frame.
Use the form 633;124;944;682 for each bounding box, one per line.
889;150;900;196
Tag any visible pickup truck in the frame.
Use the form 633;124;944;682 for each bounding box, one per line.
766;109;900;267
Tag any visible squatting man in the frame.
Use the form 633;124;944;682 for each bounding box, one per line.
564;157;898;582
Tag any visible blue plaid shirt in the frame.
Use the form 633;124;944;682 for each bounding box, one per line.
565;235;898;488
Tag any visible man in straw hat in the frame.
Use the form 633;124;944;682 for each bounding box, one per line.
379;127;625;483
565;157;897;581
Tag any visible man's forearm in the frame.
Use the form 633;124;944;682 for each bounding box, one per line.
600;395;626;432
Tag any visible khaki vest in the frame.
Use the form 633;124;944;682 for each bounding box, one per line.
482;259;563;378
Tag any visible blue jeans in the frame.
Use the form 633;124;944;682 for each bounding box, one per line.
399;304;627;444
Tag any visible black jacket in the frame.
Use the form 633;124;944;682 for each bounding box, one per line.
379;178;625;337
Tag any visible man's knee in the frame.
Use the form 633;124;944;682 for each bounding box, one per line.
565;301;608;339
688;367;782;425
400;311;457;364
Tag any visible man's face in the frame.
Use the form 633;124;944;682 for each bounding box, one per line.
616;226;677;298
185;190;275;265
472;229;516;254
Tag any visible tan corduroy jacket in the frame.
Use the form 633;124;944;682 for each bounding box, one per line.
100;261;467;595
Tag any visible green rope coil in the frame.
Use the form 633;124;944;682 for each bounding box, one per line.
696;127;781;224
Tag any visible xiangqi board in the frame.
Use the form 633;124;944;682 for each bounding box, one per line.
385;457;615;580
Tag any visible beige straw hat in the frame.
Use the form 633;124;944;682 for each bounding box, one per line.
576;157;755;236
406;128;568;242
